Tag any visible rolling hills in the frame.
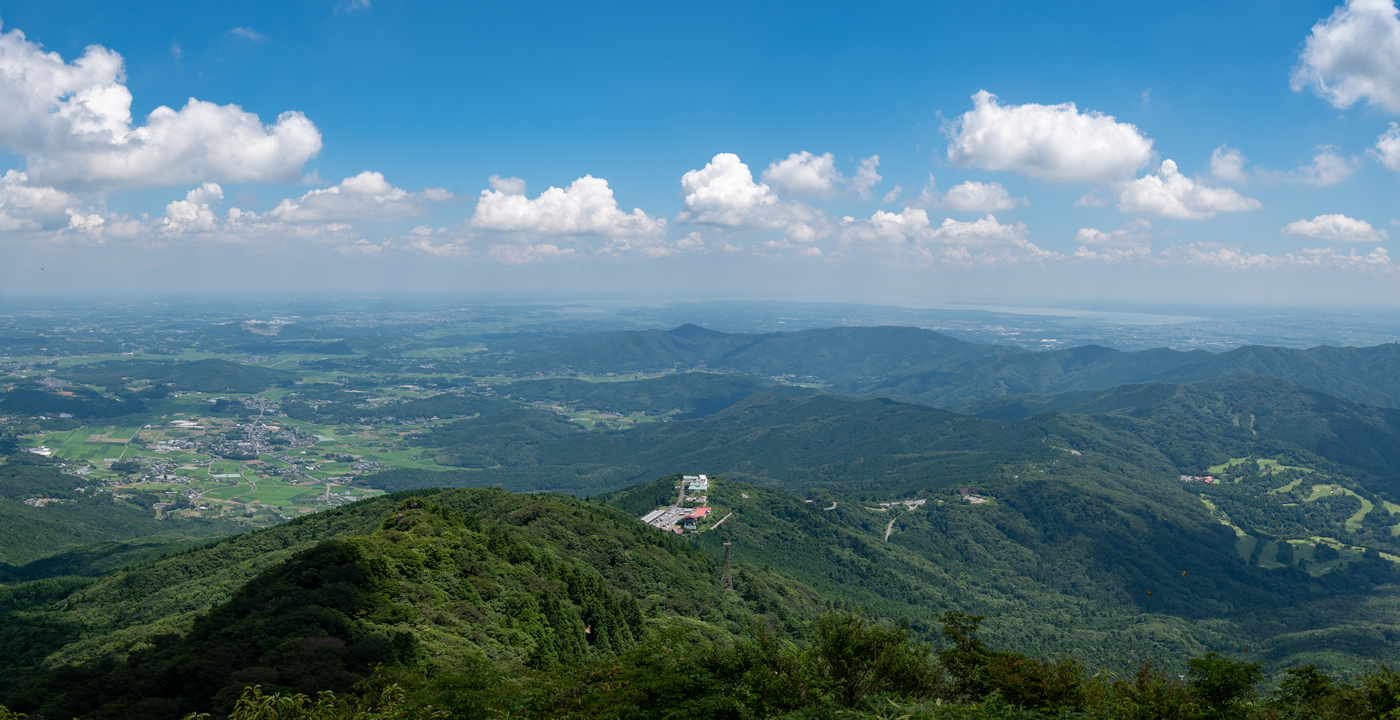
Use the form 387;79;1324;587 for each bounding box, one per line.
0;457;239;567
358;373;1400;676
55;358;299;394
477;324;1400;408
0;489;822;719
503;371;822;418
11;318;1400;717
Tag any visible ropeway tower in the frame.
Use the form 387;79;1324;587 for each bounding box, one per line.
721;542;734;591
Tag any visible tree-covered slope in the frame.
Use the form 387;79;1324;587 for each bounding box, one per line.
56;358;299;394
282;390;514;425
369;392;1051;495
0;457;239;566
490;324;1012;383
806;339;1400;409
1;490;823;719
960;375;1400;496
478;324;1400;408
0;385;148;419
505;372;821;418
601;468;1400;678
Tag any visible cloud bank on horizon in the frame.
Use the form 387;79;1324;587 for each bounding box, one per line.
0;0;1398;298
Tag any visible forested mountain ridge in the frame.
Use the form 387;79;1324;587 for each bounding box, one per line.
7;474;1400;719
1;489;823;719
369;374;1400;503
56;358;299;394
503;372;822;418
478;324;1400;408
366;391;1057;495
960;374;1400;496
12;314;1400;718
487;324;1015;381
597;465;1400;678
358;375;1400;677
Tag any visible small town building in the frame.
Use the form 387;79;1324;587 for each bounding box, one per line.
681;506;712;530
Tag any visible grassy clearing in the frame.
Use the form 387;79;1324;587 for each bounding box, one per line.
1207;457;1250;475
196;476;380;510
556;407;660;430
1293;538;1368;576
1257;540;1285;569
25;426;136;462
1234;533;1257;562
1208;456;1312;477
1257;458;1312;475
1298;484;1373;532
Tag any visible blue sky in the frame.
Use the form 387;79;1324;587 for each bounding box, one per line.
1;0;1399;305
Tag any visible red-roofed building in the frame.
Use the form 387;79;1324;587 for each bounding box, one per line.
681;506;711;530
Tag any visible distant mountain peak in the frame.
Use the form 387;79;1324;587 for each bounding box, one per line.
666;323;729;339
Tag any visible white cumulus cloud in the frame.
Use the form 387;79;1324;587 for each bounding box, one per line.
1161;243;1392;270
1278;147;1359;186
269;172;451;222
1209;146;1249;183
850;155;883;200
488;174;527;195
1283;214;1389;242
1374;123;1400;170
761;151;843;198
162;182;223;233
840;207;935;246
0;170;80;231
925;214;1032;246
0;20;321;188
945;90;1154;184
1118;160;1262;219
1292;0;1400;112
471;175;665;237
487;243;575;264
940;180;1023;212
840;210;1049;264
759;151;883;200
1073;245;1152;263
1075;219;1153;249
678;153;821;232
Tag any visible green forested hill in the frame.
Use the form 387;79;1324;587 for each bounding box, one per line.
8;478;1399;720
600;471;1400;679
2;490;822;719
55;358;298;394
0;536;213;584
369;392;1047;495
282;390;514;425
505;372;821;418
0;386;148;419
0;458;239;566
863;341;1400;409
478;325;1400;408
488;324;1010;382
358;378;1400;678
416;407;584;467
960;375;1400;496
